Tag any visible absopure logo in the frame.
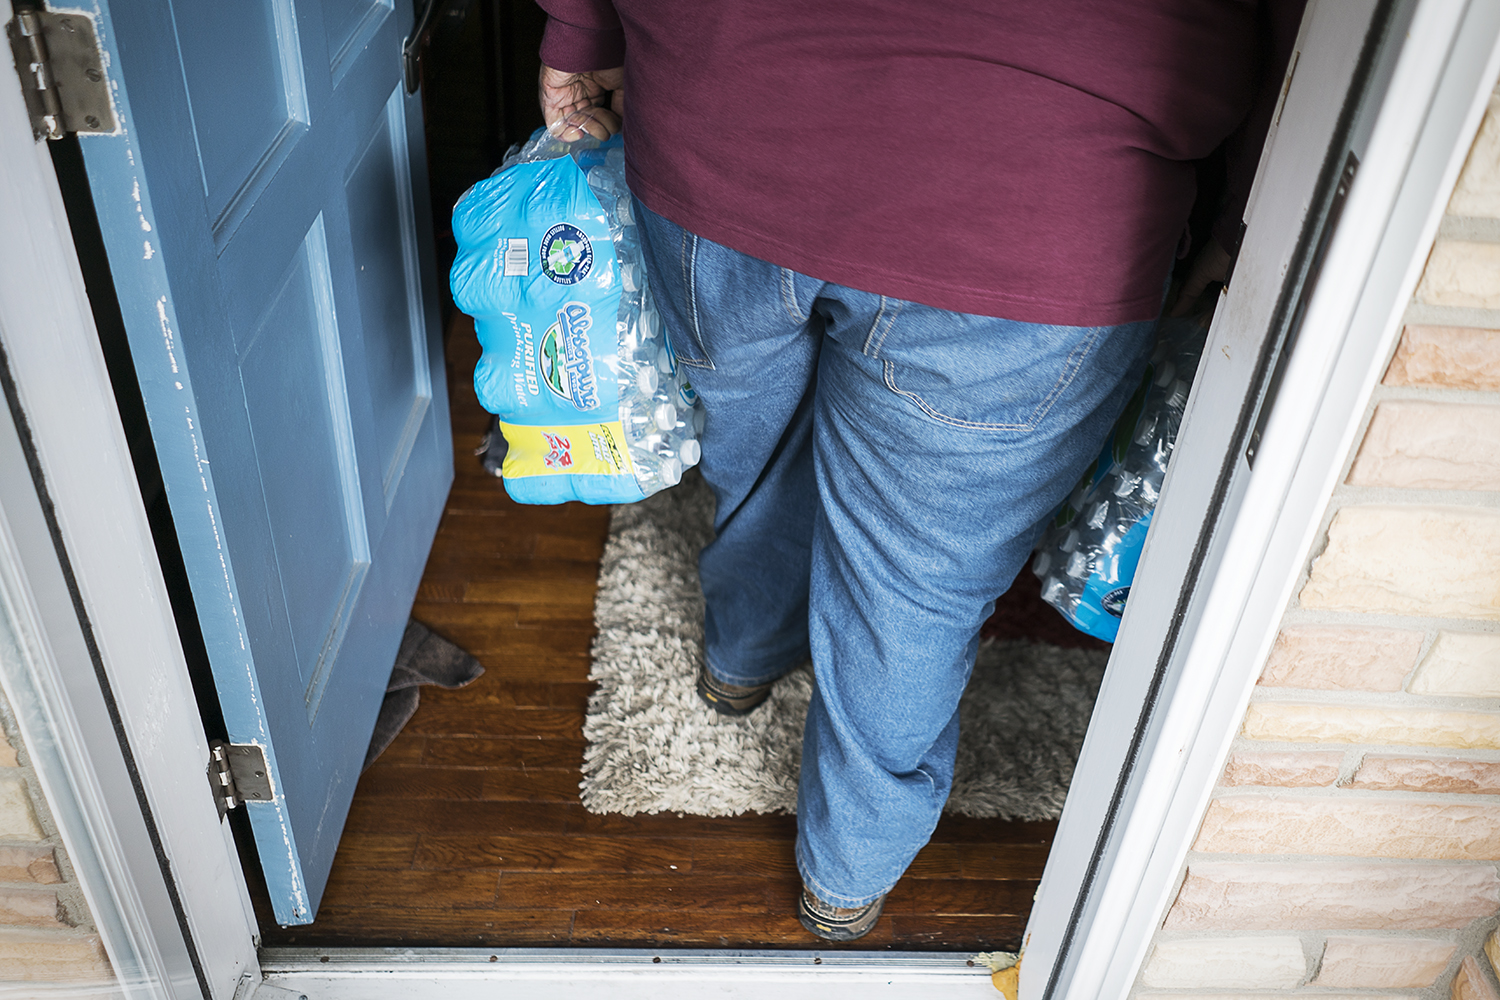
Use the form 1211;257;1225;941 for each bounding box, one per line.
538;302;600;411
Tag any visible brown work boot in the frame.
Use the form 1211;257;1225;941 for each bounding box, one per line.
797;884;885;942
696;663;774;716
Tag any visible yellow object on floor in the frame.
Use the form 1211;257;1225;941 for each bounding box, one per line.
973;950;1021;998
991;963;1019;999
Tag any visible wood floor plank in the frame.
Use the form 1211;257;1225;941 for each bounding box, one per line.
881;878;1038;916
415;580;467;603
266;909;575;947
411;602;523;629
415;835;691;873
494;873;768;912
426;530;538;561
533;531;608;563
904;842;965;880
455;656;592;683
343;799;576;836
408;625;596;659
404;704;583;738
886;914;1026;951
463;574;598;606
419;680;592;710
957;842;1054;879
355;765;486;800
329;833;421;869
319;868;500;909
373;734;427;766
480;768;582;801
688;839;796;878
421;736;586;770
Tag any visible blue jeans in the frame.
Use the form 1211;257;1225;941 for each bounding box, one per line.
637;203;1157;907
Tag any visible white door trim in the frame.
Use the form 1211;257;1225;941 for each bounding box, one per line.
1027;0;1500;997
0;2;259;996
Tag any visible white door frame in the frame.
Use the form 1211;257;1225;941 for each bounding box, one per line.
0;1;260;996
3;0;1496;998
1027;0;1500;997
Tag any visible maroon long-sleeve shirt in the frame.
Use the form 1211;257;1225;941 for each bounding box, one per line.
538;1;1303;326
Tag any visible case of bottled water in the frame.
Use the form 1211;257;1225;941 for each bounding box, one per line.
1031;315;1207;641
450;128;703;504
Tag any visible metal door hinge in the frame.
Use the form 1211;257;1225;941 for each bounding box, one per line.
208;741;274;819
6;8;116;140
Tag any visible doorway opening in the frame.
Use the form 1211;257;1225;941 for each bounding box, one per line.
233;0;1222;954
41;0;1306;966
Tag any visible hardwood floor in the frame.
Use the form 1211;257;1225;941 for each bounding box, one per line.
257;315;1097;952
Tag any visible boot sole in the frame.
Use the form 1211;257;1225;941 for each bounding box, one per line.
696;666;772;716
797;891;885;942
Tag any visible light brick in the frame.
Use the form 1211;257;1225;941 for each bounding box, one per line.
1243;701;1500;749
1300;505;1500;620
1347;401;1500;492
1193;795;1500;859
1386;325;1500;391
1455;955;1500;1000
0;928;111;980
1313;935;1455;987
0;774;42;841
1221;750;1342;787
1352;755;1500;794
1448;94;1500;218
0;887;65;929
1410;631;1500;697
0;729;17;768
1141;937;1305;989
0;846;60;885
1259;625;1422;691
1486;925;1500;980
1163;862;1500;930
1417;240;1500;310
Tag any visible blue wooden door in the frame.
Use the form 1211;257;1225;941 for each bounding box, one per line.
78;1;451;924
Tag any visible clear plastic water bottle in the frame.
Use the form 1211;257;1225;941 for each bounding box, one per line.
1032;315;1207;641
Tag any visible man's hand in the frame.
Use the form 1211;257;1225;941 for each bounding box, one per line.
1167;237;1232;318
540;64;624;142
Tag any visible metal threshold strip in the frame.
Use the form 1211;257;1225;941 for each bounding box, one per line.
260;947;998;999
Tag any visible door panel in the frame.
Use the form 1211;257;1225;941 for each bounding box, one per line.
346;89;434;504
79;0;451;925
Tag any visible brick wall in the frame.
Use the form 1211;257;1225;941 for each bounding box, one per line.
1131;91;1500;998
0;684;115;989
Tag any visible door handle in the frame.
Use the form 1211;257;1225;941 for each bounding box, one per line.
402;0;460;94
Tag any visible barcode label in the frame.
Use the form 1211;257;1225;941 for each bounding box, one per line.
503;238;529;276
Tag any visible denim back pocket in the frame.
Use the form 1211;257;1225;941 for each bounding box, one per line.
877;309;1111;433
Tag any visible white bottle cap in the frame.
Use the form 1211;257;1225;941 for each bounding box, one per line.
639;307;659;339
656;345;674;374
636;366;659;394
659;457;682;487
679;439;701;466
616;197;635;226
621;262;639;292
654;402;677;429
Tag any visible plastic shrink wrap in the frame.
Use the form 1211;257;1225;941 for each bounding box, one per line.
451;129;703;504
1032;315;1207;641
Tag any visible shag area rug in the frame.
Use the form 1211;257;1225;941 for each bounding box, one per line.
581;472;1108;819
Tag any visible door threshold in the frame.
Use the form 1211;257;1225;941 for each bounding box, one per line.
260;946;998;999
